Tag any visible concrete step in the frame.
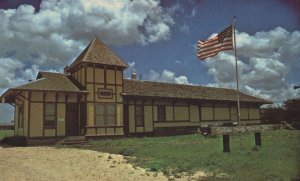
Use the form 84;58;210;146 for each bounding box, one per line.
56;136;87;145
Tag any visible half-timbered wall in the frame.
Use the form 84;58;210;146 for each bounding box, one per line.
82;63;124;136
17;91;81;138
126;98;262;134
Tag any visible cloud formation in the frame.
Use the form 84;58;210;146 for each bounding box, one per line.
204;27;300;102
0;0;174;92
147;69;190;85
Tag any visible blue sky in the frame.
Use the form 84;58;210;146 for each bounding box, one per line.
0;0;300;124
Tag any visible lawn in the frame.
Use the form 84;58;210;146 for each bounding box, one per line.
61;129;300;180
0;130;14;140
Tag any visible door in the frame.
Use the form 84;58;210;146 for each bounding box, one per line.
66;103;79;136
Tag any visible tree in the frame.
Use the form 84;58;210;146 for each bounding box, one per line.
261;105;285;125
283;98;300;129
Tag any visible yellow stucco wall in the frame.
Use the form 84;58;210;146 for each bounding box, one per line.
116;104;123;125
87;67;94;82
45;92;56;102
116;70;122;84
31;91;43;102
106;69;115;84
45;129;55;137
190;105;199;122
241;108;249;120
230;106;237;121
57;103;65;136
249;108;260;119
174;106;189;121
214;107;230;120
86;84;94;101
166;106;173;121
144;106;153;132
116;86;123;102
30;103;43;137
87;103;94;126
201;106;214;121
95;68;104;83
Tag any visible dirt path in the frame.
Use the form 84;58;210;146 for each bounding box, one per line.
0;146;168;181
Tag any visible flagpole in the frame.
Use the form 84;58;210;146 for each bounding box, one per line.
232;16;241;126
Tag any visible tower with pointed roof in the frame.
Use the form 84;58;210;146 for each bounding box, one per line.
65;37;128;135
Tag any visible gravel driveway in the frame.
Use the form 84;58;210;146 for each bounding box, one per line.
0;146;168;181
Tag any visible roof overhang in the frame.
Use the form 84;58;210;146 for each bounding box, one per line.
121;93;271;105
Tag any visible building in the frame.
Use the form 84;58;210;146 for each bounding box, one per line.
0;37;271;143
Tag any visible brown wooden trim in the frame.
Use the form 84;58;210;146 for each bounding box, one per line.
28;92;31;138
172;101;175;121
188;104;191;121
77;95;81;135
97;88;113;99
12;89;88;94
212;103;215;121
43;92;45;137
200;119;231;122
229;105;232;121
86;125;123;128
104;66;107;88
114;67;117;103
134;100;136;133
55;92;58;137
155;120;190;123
85;82;123;86
93;64;96;127
151;99;154;130
199;104;202;122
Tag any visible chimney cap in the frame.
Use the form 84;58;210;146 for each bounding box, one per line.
131;73;137;80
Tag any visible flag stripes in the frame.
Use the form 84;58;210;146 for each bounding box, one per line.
197;25;233;60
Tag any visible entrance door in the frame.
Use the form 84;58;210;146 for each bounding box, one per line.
66;103;79;136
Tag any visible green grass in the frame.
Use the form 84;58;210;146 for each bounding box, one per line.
0;130;14;140
59;130;300;180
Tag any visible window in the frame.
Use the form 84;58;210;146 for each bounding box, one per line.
135;105;144;126
95;104;116;126
157;105;166;121
44;103;55;127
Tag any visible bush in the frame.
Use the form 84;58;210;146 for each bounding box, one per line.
0;136;28;146
118;147;136;156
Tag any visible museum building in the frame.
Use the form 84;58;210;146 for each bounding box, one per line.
0;37;271;143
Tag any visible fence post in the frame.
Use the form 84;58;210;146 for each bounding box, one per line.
223;134;230;153
254;132;261;146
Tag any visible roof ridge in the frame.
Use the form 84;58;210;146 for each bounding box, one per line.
14;78;46;89
39;71;67;75
82;37;97;62
124;79;234;91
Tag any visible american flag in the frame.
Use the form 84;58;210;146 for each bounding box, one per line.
197;25;233;60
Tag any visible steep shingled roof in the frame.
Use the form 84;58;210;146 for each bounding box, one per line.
66;37;128;70
123;79;271;104
9;72;85;92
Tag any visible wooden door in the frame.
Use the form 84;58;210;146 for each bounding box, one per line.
66;103;79;136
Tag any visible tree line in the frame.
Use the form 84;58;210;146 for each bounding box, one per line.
260;98;300;129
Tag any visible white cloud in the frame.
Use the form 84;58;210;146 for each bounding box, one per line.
147;69;191;85
204;27;300;102
179;24;190;34
0;0;175;93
